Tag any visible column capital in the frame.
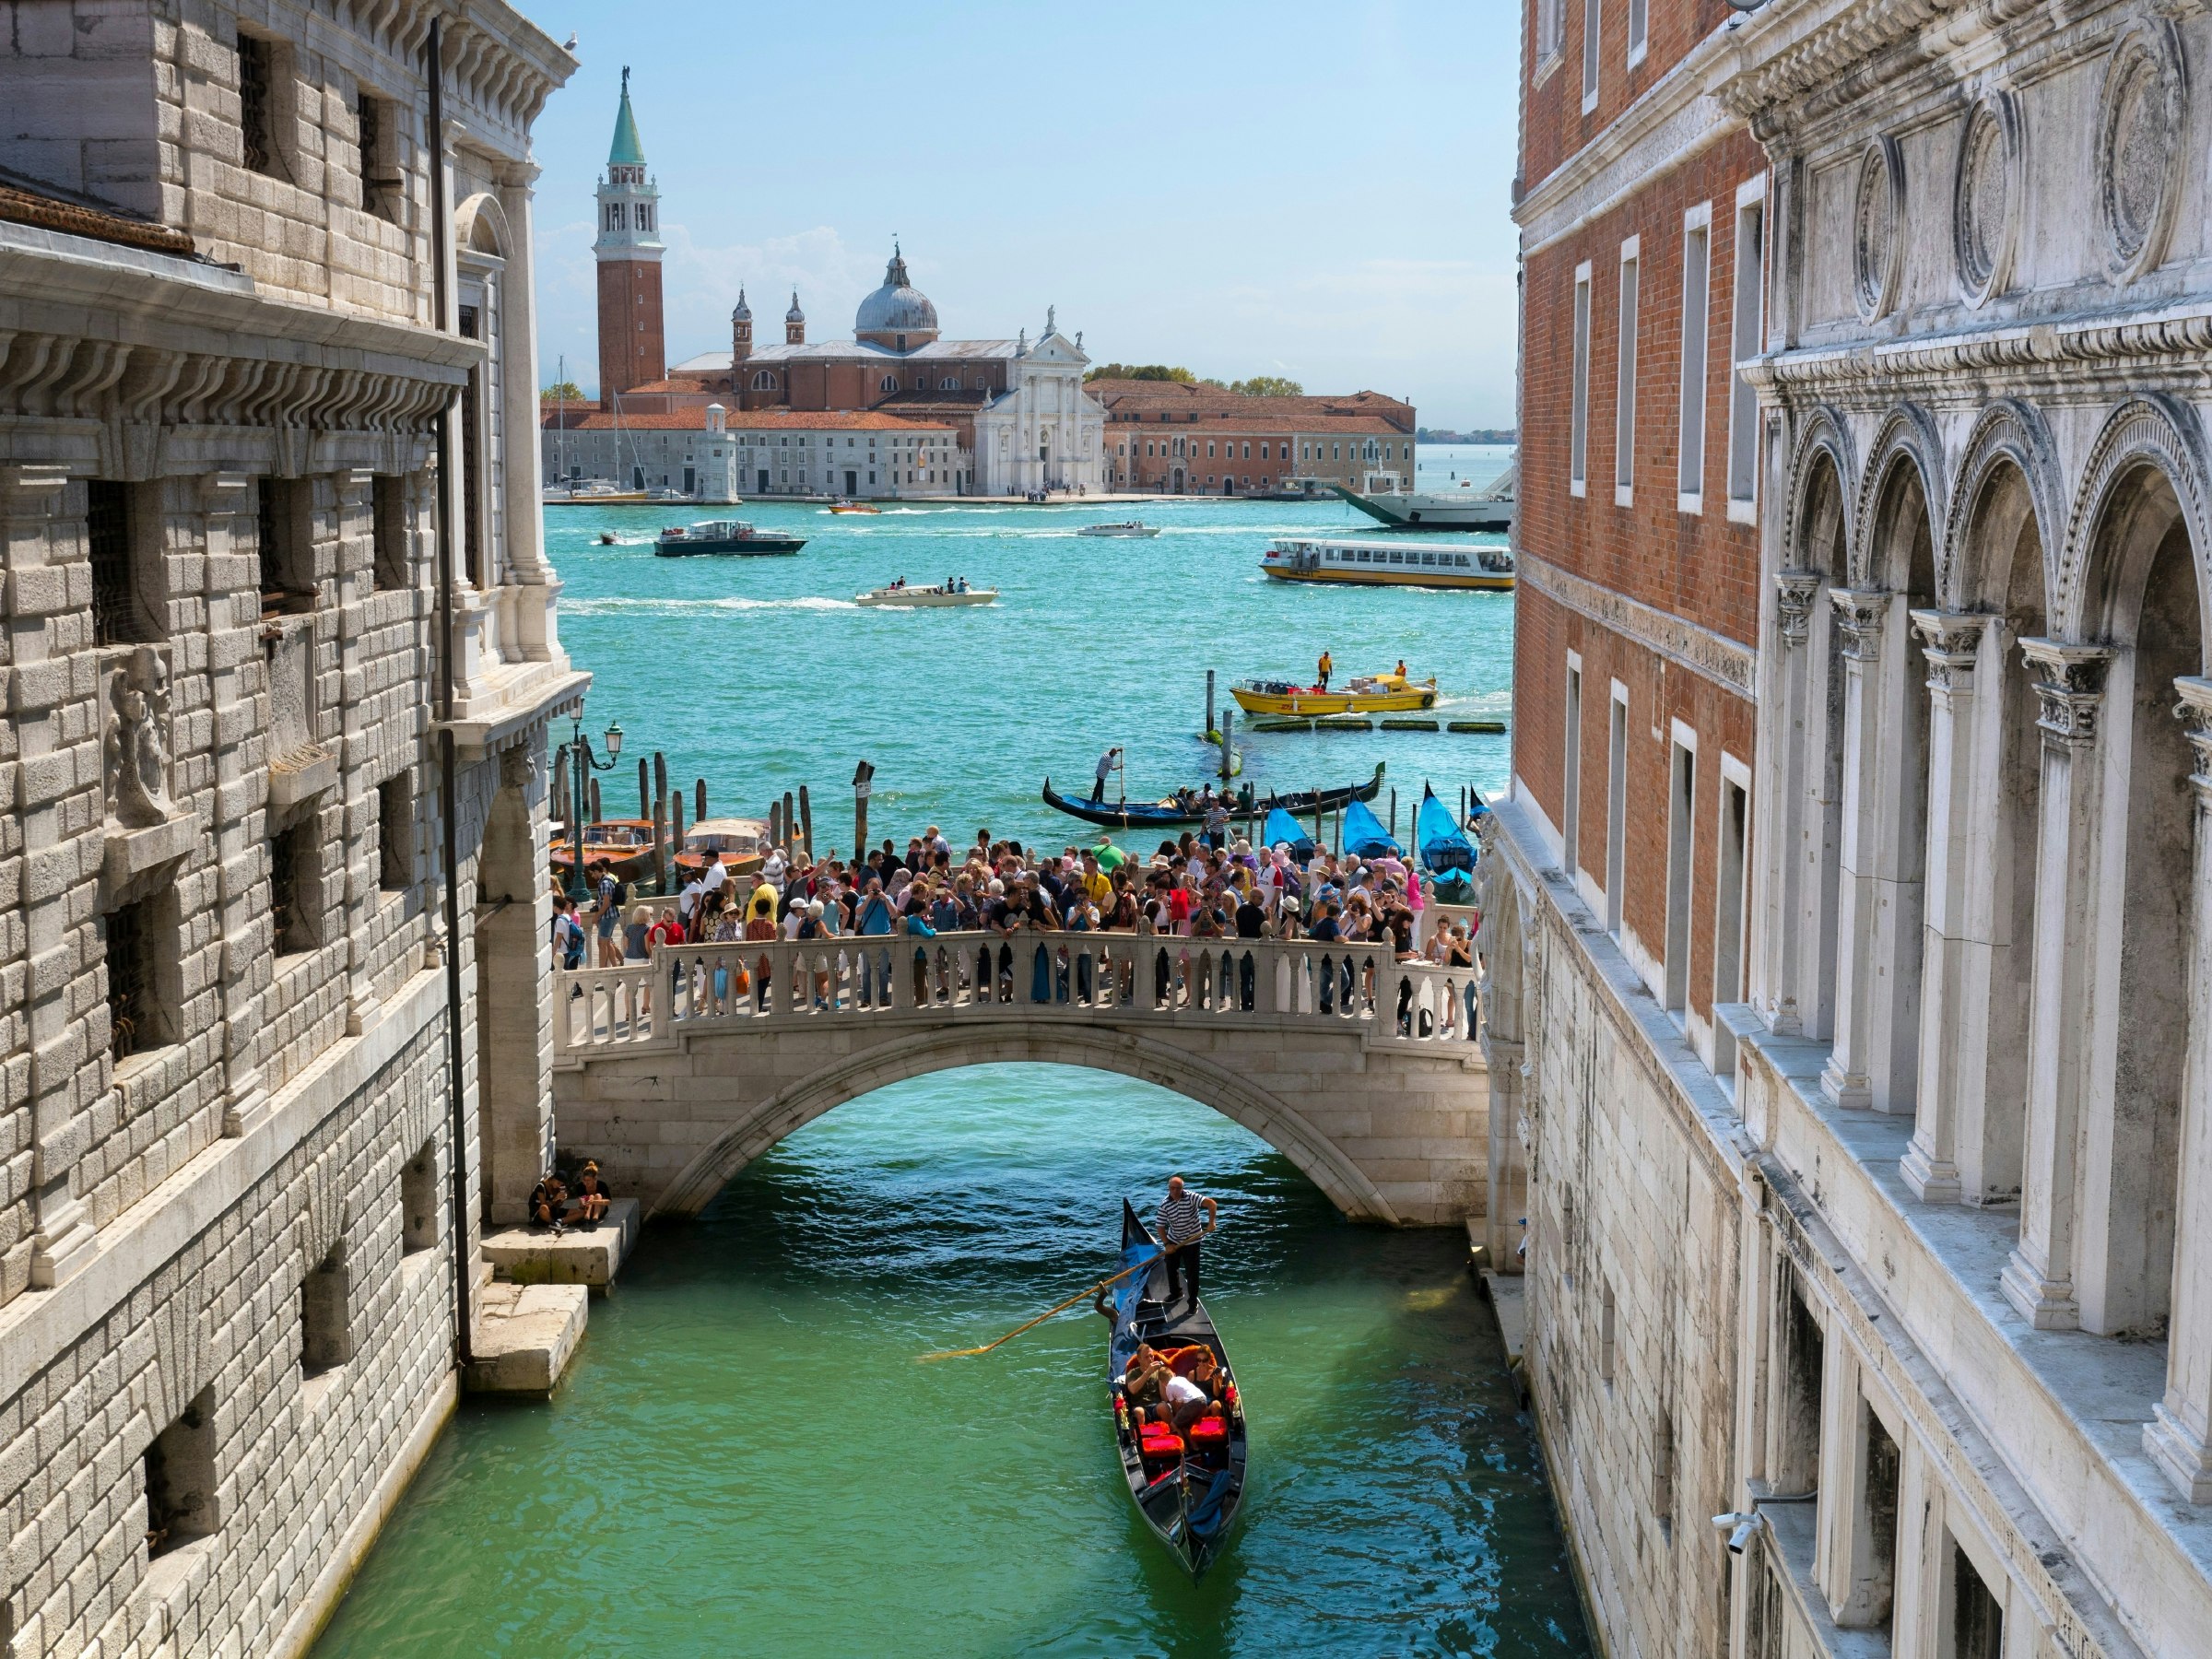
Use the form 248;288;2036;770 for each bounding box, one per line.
2020;638;2114;744
1775;570;1823;647
2173;677;2212;794
1829;586;1890;662
1912;608;1994;689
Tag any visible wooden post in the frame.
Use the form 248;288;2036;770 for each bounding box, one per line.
1312;784;1324;849
1390;788;1398;840
769;800;783;848
652;797;667;893
798;785;813;857
588;776;602;823
782;790;796;853
697;777;708;821
637;758;650;819
853;760;876;858
654;751;668;817
1206;670;1216;739
1219;710;1233;781
672;793;686;864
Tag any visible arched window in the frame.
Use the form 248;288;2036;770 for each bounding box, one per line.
751;371;778;391
638;206;653;232
880;375;898;393
941;377;960;391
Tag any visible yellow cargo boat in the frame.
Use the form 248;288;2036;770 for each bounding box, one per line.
1231;672;1438;717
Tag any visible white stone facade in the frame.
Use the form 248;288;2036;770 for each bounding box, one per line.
0;2;579;1653
974;328;1105;495
1492;1;2212;1656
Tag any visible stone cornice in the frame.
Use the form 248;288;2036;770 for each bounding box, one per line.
1757;300;2212;401
1519;550;1757;698
0;228;479;432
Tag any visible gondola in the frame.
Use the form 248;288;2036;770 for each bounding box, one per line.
1108;1200;1248;1578
1041;762;1384;830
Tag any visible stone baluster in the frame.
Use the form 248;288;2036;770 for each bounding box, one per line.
1902;611;2003;1202
2148;676;2212;1500
1820;587;1896;1109
2001;639;2116;1331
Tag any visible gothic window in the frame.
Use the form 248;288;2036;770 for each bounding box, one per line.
880;376;898;393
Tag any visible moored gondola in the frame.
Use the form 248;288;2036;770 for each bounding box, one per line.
1041;762;1384;829
1107;1200;1248;1578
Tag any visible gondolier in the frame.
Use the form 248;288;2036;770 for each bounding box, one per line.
1092;746;1123;805
1158;1175;1218;1311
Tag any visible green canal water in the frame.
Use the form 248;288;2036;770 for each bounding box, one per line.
311;450;1592;1655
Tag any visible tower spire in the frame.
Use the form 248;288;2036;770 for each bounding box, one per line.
609;65;646;168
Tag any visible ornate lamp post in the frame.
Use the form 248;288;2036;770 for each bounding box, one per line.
564;714;625;902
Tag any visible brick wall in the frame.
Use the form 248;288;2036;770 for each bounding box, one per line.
1520;0;1738;190
596;258;666;403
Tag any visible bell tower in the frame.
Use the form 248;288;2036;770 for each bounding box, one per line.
594;67;665;399
785;291;806;346
732;288;753;365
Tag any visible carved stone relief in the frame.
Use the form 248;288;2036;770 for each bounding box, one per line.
1776;571;1824;647
102;644;174;828
1954;95;2019;307
1853;136;1904;322
2020;638;2113;746
2097;23;2185;284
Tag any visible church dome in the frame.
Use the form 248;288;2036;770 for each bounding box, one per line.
854;244;938;344
785;290;805;324
733;288;751;322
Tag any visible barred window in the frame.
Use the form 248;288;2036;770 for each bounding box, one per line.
107;900;148;1063
239;34;277;177
270;819;321;954
88;479;137;645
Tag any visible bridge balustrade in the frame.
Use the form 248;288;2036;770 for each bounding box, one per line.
556;929;1480;1056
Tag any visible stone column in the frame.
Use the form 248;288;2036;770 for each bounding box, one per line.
2147;676;2212;1500
2000;639;2115;1331
1749;571;1824;1036
1902;611;1998;1202
203;472;271;1137
1821;588;1892;1109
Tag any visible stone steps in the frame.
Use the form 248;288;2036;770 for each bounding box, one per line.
481;1196;641;1289
465;1282;589;1395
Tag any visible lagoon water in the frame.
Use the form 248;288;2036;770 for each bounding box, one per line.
310;446;1589;1656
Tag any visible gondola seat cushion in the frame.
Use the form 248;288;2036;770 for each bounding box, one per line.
1138;1427;1184;1459
1187;1415;1230;1449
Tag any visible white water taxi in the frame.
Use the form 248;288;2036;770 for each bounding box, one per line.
1078;521;1160;538
855;581;996;608
1261;536;1514;592
1331;460;1516;532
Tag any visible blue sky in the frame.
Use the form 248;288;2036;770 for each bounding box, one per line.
517;1;1522;427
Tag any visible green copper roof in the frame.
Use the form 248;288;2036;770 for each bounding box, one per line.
608;67;645;167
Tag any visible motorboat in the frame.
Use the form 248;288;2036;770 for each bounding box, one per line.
674;817;771;880
1078;521;1160;537
1261;537;1513;592
1232;671;1438;717
829;501;881;515
854;582;996;607
1108;1200;1247;1579
653;520;806;557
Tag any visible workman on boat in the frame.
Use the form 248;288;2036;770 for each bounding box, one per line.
1158;1175;1218;1311
1318;650;1334;690
1091;746;1124;804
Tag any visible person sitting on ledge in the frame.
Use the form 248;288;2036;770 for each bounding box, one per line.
529;1171;571;1234
571;1162;612;1230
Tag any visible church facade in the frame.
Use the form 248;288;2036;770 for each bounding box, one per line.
557;79;1104;499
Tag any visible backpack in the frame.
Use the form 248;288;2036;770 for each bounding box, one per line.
610;877;630;908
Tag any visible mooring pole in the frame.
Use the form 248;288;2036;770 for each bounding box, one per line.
697;777;707;821
1390;787;1397;840
1219;710;1233;782
853;759;875;856
798;785;814;858
1206;670;1216;739
783;790;796;853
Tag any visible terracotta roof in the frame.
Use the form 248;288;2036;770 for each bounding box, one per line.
1086;381;1413;426
1116;416;1409;437
0;171;194;258
547;407;953;432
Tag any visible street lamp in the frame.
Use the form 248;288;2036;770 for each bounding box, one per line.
564;715;625;902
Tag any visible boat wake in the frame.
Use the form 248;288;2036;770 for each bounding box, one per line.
561;595;860;617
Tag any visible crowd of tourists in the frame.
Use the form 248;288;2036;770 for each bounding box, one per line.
548;820;1480;1031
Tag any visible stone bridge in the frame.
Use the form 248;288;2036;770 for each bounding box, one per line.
551;931;1491;1226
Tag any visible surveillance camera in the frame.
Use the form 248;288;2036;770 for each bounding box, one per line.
1729;1516;1765;1556
1711;1511;1754;1532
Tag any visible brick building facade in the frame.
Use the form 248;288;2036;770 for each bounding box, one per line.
0;3;583;1653
1485;0;2212;1655
1088;380;1418;496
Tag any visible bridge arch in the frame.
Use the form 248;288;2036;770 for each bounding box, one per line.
651;1023;1405;1225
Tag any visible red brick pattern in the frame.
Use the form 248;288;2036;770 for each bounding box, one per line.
1518;53;1764;1026
596;258;665;404
1520;0;1740;190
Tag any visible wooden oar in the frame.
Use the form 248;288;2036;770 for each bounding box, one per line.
918;1256;1152;1362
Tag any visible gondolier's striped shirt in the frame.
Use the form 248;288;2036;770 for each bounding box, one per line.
1159;1193;1206;1245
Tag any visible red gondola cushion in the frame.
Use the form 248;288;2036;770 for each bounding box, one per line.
1187;1416;1230;1448
1139;1427;1183;1456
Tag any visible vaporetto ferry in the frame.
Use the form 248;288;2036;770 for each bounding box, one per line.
1260;536;1515;592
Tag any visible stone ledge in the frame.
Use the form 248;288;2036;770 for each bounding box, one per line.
100;811;200;907
481;1197;639;1288
465;1282;587;1394
268;746;337;811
